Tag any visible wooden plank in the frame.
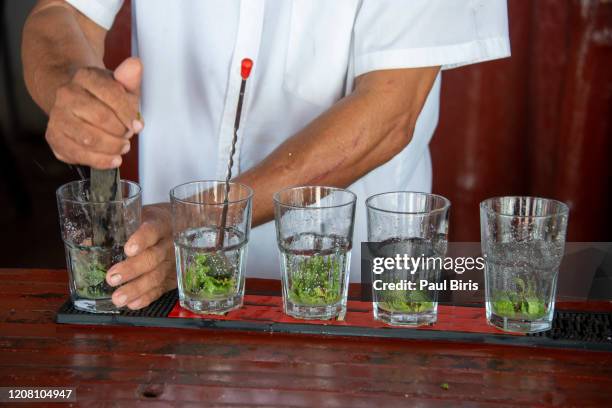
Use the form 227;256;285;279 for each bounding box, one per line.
0;364;609;407
1;348;611;389
0;281;68;294
0;370;515;407
3;324;612;381
0;268;67;279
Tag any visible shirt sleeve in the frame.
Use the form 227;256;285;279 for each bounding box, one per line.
353;0;511;76
64;0;124;30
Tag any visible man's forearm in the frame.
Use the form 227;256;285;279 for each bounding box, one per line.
22;1;106;113
236;67;440;227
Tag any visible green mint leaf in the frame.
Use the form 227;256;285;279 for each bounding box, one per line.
288;254;341;306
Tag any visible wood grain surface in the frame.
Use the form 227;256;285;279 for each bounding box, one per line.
1;268;611;407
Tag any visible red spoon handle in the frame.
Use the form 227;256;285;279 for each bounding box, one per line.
241;58;253;80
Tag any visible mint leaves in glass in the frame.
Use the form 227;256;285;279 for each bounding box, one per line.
274;186;356;320
366;192;450;326
287;254;342;306
171;181;252;314
480;196;569;333
56;179;141;313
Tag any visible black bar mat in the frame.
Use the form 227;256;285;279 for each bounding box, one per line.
527;310;612;343
56;290;178;325
56;293;612;352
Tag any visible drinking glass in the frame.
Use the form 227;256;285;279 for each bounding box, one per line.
274;186;356;320
57;179;142;313
366;192;450;326
171;181;253;314
480;196;569;333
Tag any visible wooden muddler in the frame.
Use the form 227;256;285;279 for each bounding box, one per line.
90;168;125;247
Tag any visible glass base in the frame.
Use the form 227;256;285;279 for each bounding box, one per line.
374;306;437;327
487;312;552;333
180;293;243;315
284;300;345;320
72;298;120;314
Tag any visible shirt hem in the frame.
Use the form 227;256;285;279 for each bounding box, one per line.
354;36;511;76
65;0;122;30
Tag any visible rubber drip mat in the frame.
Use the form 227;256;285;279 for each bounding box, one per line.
56;292;612;351
527;310;612;343
56;290;178;323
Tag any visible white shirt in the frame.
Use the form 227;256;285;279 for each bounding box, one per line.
66;0;511;281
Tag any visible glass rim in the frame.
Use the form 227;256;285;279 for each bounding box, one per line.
365;191;450;215
480;196;570;218
56;179;141;205
170;180;254;206
273;185;357;210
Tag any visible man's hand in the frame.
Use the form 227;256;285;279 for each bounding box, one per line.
106;204;177;310
45;57;144;169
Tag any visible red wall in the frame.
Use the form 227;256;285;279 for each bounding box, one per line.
106;0;612;241
431;0;612;241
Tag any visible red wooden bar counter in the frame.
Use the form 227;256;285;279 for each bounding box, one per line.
1;268;611;406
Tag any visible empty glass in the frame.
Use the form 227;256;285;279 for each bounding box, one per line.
480;196;569;333
274;186;356;320
366;192;450;326
57;179;142;313
171;181;252;314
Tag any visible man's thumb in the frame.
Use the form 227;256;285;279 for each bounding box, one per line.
113;57;142;95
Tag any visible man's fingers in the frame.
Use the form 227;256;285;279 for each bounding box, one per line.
114;57;142;96
124;206;172;256
126;269;177;310
125;286;164;310
111;261;173;308
45;66;143;169
63;112;130;155
124;222;163;257
72;67;140;131
107;239;171;286
58;83;127;137
46;127;121;169
111;269;161;308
